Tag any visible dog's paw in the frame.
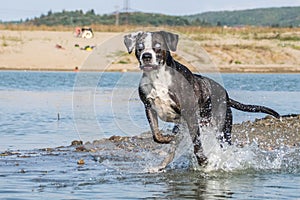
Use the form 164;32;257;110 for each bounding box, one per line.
195;148;208;166
196;155;208;167
147;166;166;173
154;134;175;144
153;131;175;144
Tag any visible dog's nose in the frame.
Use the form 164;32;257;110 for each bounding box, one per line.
142;53;152;62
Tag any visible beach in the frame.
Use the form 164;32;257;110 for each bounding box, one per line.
0;30;120;71
1;29;300;72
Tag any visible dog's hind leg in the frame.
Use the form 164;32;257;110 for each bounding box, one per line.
193;135;208;166
222;106;233;145
186;115;208;166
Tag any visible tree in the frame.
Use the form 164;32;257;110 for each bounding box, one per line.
47;10;52;16
86;9;95;16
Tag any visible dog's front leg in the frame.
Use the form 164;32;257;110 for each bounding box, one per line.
145;106;175;143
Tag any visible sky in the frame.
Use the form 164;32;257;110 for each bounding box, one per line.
1;0;300;21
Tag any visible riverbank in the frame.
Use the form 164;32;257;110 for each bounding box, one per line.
1;29;300;73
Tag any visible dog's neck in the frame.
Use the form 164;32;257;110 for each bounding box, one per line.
166;52;196;86
142;63;168;82
165;51;176;66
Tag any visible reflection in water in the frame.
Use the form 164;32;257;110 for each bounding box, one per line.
1;145;299;199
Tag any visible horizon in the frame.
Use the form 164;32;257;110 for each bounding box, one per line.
1;0;300;22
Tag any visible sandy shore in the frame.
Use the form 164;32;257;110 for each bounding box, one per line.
0;30;300;73
0;30;120;71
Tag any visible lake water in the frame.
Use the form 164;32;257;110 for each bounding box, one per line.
0;71;299;199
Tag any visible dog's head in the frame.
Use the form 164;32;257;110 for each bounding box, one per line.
124;31;179;71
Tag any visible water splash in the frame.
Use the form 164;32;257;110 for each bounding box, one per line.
190;127;300;173
79;122;300;174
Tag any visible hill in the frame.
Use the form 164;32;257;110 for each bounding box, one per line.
21;10;197;27
186;6;300;27
2;6;300;27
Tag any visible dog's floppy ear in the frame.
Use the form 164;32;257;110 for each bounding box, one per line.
160;31;179;52
124;31;143;54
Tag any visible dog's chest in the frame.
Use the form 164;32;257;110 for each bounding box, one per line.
140;69;179;122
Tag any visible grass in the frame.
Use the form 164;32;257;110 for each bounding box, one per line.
253;32;300;41
1;39;8;47
291;45;300;50
1;34;23;47
279;35;300;41
1;23;300;33
0;24;136;32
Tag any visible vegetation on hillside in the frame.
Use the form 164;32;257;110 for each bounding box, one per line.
1;6;300;27
187;6;300;27
21;10;207;27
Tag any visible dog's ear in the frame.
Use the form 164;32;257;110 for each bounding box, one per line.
124;31;143;54
160;31;179;52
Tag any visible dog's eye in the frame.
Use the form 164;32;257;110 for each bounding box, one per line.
137;43;144;51
154;43;161;49
154;43;161;52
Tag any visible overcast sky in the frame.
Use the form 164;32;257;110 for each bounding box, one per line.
1;0;300;21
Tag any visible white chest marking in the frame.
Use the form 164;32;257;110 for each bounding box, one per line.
146;68;179;122
147;68;172;99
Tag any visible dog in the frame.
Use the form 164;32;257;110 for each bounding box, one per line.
124;31;280;167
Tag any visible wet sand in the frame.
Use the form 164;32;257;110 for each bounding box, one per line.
1;114;299;173
71;114;300;171
232;114;300;150
76;114;300;154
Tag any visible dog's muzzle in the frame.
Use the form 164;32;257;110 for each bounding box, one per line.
140;52;159;71
140;64;159;71
142;52;152;63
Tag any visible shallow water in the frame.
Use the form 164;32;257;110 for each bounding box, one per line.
0;71;300;199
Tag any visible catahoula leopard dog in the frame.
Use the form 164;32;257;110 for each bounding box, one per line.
124;31;280;167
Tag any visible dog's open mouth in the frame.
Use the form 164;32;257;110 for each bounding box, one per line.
140;64;159;71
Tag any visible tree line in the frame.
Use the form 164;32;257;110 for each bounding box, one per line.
3;6;300;27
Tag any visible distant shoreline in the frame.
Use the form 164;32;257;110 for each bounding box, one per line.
1;29;300;74
1;67;300;74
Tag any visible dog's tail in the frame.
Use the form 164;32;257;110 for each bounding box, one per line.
229;98;280;118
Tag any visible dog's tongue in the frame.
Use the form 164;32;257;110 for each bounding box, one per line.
141;65;158;71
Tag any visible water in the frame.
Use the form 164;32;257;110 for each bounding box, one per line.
0;71;299;199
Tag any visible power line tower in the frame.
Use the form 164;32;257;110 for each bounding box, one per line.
123;0;130;24
124;0;130;13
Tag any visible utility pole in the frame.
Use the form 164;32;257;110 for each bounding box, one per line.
115;5;119;26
